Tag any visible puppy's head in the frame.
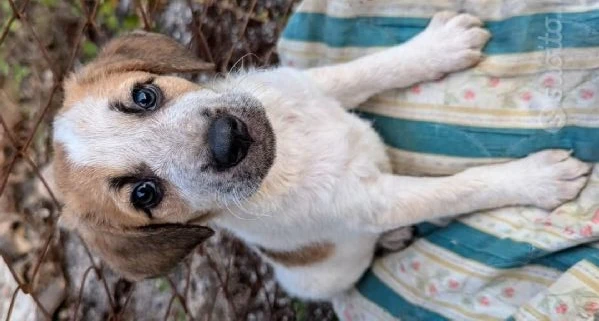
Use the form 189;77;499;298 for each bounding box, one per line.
53;32;276;280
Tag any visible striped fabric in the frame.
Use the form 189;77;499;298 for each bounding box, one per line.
278;1;599;320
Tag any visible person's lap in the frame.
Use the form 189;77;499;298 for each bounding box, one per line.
279;1;599;320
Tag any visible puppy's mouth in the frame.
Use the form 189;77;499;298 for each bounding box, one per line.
208;115;254;171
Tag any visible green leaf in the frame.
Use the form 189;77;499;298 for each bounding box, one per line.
13;64;30;85
292;300;308;321
0;60;9;76
82;40;99;60
8;20;21;32
155;278;171;293
41;0;58;8
106;14;119;31
1;1;11;14
176;302;186;321
99;1;116;16
123;15;140;30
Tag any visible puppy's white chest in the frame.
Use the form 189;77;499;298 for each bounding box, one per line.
213;68;391;249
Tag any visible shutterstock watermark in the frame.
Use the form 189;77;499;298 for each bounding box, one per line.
537;13;567;132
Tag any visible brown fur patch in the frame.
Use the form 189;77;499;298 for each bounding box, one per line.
62;72;201;114
259;242;335;267
54;143;215;280
73;31;212;85
61;31;211;114
53;144;197;229
82;223;213;280
54;144;147;228
54;144;216;280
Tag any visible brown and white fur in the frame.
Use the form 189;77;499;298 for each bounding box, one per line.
52;12;591;300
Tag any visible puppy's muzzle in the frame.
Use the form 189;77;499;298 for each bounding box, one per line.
208;115;253;170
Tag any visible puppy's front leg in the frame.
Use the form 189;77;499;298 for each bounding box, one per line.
358;150;591;233
305;12;491;109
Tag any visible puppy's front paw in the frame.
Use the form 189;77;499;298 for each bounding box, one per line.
412;11;491;78
508;150;592;210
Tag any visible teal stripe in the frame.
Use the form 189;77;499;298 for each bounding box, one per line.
533;246;599;271
282;11;599;53
358;112;599;162
357;270;448;321
426;221;599;271
358;226;599;319
585;253;599;268
426;222;548;268
416;222;442;237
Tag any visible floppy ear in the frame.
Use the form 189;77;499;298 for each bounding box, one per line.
76;31;213;81
81;224;214;280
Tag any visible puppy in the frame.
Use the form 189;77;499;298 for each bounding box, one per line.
52;12;591;300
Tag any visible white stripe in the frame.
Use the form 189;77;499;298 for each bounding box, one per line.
278;39;599;75
460;209;575;251
371;241;560;320
410;240;561;282
372;261;501;321
295;0;599;20
359;99;599;129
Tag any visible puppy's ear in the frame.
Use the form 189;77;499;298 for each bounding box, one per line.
81;224;214;280
78;31;213;80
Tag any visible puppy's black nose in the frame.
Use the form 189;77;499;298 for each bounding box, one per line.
208;115;253;170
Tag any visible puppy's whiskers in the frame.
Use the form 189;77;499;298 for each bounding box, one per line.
246;183;277;217
217;192;260;221
242;186;274;219
231;187;271;219
228;53;260;77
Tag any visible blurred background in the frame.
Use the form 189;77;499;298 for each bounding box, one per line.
0;0;337;320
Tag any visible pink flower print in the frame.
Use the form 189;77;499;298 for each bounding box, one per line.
478;296;490;306
581;225;593;237
592;209;599;224
564;226;575;235
502;287;515;298
543;220;552;227
463;89;476;100
489;77;500;87
521;91;533;102
580;89;595;100
410;261;421;271
555;303;568;314
584;301;599;314
448;279;460;290
411;85;422;94
429;284;438;295
543;77;556;88
344;304;355;321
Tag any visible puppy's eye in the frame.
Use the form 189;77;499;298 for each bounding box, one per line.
131;181;162;210
132;85;160;110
